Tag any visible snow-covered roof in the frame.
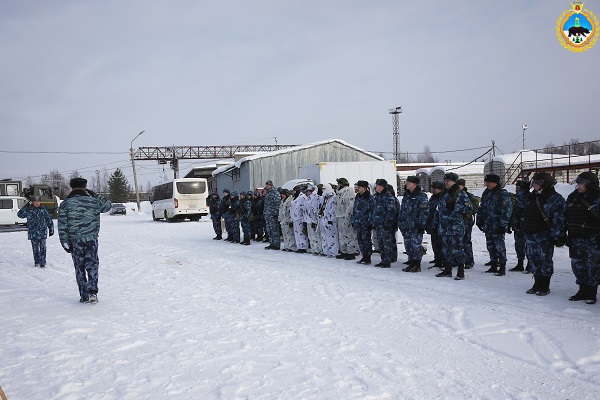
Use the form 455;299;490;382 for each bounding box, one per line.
430;162;485;175
212;139;384;176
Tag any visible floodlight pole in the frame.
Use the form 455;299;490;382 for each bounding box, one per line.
389;107;402;162
130;130;144;212
522;124;528;149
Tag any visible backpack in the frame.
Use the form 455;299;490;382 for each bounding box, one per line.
452;190;480;225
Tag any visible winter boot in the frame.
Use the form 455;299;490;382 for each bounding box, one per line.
402;260;414;272
509;259;524;272
408;261;421;273
587;285;598;305
454;264;465;280
402;260;411;265
484;260;493;266
464;263;473;269
495;263;506;276
569;285;587;301
429;259;439;264
485;261;498;273
356;256;371;265
536;275;551;296
436;263;453;278
213;235;222;240
336;253;347;259
379;262;391;268
244;238;251;245
526;275;540;294
344;253;356;260
524;261;531;274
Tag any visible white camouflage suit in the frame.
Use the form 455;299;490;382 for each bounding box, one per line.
335;185;359;255
290;192;308;250
320;191;340;257
279;194;296;251
304;189;323;254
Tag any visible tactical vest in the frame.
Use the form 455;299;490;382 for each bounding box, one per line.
566;191;600;238
522;191;552;234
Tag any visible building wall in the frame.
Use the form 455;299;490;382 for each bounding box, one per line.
213;142;381;192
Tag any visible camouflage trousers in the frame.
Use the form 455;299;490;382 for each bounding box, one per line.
320;221;339;257
337;216;359;254
30;238;47;265
402;231;423;261
441;234;466;266
525;232;554;276
70;239;99;300
307;222;322;254
569;236;600;286
375;226;396;264
430;232;443;263
464;225;474;266
225;214;240;242
241;219;251;242
211;217;222;237
280;222;296;251
355;227;373;257
513;227;527;261
251;218;264;239
485;232;507;263
265;216;280;247
293;220;308;250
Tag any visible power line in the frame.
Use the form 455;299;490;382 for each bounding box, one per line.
371;145;491;155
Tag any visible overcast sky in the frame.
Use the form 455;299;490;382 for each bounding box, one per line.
1;0;598;187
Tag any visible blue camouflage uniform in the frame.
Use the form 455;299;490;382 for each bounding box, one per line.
251;193;264;241
351;188;375;260
426;189;444;265
58;188;111;302
229;193;241;243
221;191;233;240
370;185;398;267
565;183;600;301
398;186;428;264
263;184;281;249
522;176;566;295
240;192;254;244
476;185;513;271
17;203;54;266
512;183;530;267
207;192;223;239
434;183;473;277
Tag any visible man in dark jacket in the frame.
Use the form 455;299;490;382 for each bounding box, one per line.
207;190;222;240
370;179;398;268
522;172;566;296
398;176;428;272
352;180;374;264
509;180;530;272
565;171;600;305
58;178;111;303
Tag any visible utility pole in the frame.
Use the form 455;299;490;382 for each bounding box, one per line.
389;106;402;162
130;130;144;212
492;140;496;157
522;124;528;149
95;170;100;193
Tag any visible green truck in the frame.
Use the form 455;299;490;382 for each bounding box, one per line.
23;184;60;219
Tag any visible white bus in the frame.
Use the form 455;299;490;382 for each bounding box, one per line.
150;178;209;222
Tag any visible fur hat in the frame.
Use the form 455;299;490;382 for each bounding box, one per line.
576;171;599;190
70;177;87;189
375;178;388;187
406;176;419;184
456;178;466;186
484;174;501;185
223;188;230;193
431;181;444;190
355;180;369;188
443;172;459;183
265;180;274;186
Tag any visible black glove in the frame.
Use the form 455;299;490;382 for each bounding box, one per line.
496;226;506;234
327;221;333;225
476;222;483;231
553;238;566;248
62;242;72;253
311;223;317;229
85;189;97;197
289;222;293;228
418;228;425;234
49;231;54;237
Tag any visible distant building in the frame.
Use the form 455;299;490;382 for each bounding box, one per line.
209;139;384;193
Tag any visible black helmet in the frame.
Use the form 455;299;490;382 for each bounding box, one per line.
575;171;599;190
531;172;555;189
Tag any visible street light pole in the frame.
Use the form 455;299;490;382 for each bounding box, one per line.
130;130;144;212
522;124;528;149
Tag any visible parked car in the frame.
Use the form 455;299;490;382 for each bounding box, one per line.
0;196;28;225
109;203;127;215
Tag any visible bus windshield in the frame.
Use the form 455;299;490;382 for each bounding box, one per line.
176;181;206;194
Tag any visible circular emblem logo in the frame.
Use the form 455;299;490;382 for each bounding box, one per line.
556;2;598;52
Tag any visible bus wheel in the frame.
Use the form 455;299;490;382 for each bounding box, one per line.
164;210;173;222
190;216;200;221
152;211;159;221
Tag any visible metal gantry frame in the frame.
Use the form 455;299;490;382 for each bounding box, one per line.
133;144;299;179
389;107;402;162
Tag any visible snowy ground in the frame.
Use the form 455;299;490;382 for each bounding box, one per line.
1;189;600;399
